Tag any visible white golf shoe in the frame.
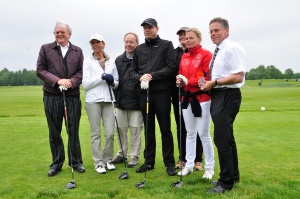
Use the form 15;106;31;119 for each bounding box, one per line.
95;165;106;174
177;167;193;176
202;170;214;179
106;162;116;170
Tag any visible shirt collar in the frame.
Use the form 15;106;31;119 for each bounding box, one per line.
57;42;69;48
217;38;229;50
125;53;133;60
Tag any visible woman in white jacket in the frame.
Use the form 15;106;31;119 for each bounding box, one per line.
82;34;119;174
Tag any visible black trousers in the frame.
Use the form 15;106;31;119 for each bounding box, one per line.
139;91;175;167
43;95;83;170
211;88;241;189
171;86;203;162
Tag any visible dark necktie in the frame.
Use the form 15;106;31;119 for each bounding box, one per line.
209;47;219;80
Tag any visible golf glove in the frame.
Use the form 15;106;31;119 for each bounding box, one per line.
140;80;149;89
176;74;188;85
58;85;68;92
102;73;114;86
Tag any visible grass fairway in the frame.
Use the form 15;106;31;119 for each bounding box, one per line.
0;80;299;199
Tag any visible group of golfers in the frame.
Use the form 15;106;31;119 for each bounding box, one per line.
36;16;246;194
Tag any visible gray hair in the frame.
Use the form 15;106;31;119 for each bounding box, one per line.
53;20;72;34
209;17;229;29
124;32;139;45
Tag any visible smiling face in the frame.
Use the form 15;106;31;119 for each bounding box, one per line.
209;21;229;45
178;32;187;49
143;24;158;40
124;34;138;54
185;31;201;49
90;39;105;54
54;25;71;47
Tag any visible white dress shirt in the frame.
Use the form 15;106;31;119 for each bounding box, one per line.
211;38;246;88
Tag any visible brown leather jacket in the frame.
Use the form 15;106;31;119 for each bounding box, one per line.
36;41;83;96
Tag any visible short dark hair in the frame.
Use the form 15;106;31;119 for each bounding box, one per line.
209;17;229;29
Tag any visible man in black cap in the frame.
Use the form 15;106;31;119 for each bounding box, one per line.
129;18;177;176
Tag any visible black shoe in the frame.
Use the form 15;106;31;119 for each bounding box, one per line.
166;167;177;176
207;185;228;194
111;156;127;164
48;168;61;177
210;181;217;185
73;164;85;173
136;164;154;173
211;180;239;185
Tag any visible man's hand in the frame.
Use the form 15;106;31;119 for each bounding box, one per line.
57;79;72;88
202;80;215;91
102;73;114;86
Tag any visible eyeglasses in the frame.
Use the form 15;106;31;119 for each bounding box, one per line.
209;29;221;35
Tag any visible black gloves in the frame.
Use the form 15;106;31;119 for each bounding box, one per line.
102;73;114;86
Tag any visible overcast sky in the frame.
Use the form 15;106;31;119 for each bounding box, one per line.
1;0;299;73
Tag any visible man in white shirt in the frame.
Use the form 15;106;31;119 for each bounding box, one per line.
202;17;246;194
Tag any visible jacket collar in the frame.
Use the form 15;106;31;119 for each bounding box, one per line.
188;44;202;55
145;35;160;46
51;41;73;50
121;51;132;62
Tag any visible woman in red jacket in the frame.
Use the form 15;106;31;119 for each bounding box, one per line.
176;28;215;179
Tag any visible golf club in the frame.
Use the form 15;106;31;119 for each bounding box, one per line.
172;86;183;188
107;84;129;180
62;90;76;189
136;87;149;188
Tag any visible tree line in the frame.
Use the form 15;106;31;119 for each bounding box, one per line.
0;65;300;86
0;68;42;86
246;65;300;80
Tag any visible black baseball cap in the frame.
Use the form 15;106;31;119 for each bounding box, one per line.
141;18;158;27
176;27;190;35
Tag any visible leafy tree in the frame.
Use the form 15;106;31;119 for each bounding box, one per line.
284;68;294;79
266;65;284;79
0;68;42;86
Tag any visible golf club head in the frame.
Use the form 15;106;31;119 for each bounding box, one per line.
66;181;76;189
135;181;146;188
119;171;129;179
172;181;183;188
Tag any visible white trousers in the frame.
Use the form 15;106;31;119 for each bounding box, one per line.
85;102;115;168
115;109;143;158
182;100;215;171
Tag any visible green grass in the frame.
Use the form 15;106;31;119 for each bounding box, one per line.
0;80;300;199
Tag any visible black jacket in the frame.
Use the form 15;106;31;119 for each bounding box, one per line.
115;52;140;110
171;46;185;94
129;35;177;93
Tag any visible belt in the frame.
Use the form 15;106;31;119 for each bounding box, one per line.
211;87;239;92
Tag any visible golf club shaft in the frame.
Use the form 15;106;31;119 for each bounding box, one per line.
107;84;127;170
62;91;75;182
178;86;182;182
144;88;149;182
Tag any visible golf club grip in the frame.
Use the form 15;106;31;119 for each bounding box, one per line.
62;91;68;124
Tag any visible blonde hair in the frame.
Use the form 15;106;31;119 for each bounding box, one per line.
186;27;202;41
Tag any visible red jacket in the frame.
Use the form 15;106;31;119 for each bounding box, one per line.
179;45;212;102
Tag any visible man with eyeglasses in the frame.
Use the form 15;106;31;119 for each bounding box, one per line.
202;17;246;194
37;20;85;177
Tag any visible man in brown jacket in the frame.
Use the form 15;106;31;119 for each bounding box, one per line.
36;20;85;177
